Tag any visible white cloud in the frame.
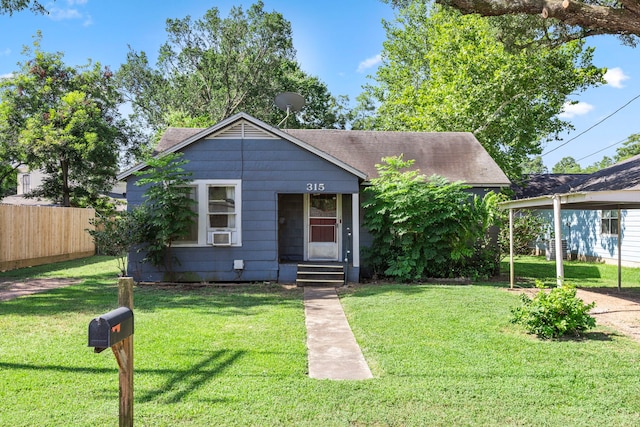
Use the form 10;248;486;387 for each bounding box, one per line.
46;0;92;25
1;73;14;80
559;101;594;119
357;54;382;73
47;6;82;21
603;67;630;88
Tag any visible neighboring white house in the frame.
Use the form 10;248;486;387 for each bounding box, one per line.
514;155;640;267
1;165;126;207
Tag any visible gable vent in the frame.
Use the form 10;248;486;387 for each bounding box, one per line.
211;120;277;140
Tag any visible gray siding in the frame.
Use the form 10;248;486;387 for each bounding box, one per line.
126;136;360;282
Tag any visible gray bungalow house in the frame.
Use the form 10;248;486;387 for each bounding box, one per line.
118;112;510;283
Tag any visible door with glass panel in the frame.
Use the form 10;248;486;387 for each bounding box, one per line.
306;193;340;261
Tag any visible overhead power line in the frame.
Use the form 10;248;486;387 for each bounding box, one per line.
575;136;628;163
542;92;640;157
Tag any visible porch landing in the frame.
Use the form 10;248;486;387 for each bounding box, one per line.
304;286;373;380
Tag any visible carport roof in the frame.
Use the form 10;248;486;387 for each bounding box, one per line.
500;189;640;211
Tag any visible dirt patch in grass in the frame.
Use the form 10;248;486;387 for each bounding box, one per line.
0;278;81;301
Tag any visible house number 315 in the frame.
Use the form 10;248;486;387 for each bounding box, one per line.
306;183;325;191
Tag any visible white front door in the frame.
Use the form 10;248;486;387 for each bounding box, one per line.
305;194;341;261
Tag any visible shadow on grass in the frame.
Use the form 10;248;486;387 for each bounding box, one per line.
0;282;303;317
0;349;245;404
138;349;244;404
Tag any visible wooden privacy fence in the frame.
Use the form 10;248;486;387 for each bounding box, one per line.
0;205;95;271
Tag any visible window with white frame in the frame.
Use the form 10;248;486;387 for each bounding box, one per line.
601;210;619;235
173;180;242;246
22;174;30;194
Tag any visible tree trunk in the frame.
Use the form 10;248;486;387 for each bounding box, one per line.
61;159;71;207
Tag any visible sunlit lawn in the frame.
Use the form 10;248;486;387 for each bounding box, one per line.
502;255;640;289
1;256;640;425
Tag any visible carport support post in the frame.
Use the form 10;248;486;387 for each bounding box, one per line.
113;277;134;427
618;207;622;291
553;195;564;287
509;208;514;289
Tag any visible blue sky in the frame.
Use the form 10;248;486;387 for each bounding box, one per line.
1;0;638;171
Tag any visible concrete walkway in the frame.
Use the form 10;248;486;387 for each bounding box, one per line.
304;287;373;380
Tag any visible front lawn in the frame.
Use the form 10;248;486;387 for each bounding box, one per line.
1;256;639;425
502;255;640;289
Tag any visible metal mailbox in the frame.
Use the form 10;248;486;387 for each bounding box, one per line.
88;306;134;352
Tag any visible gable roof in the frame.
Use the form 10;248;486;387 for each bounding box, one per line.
118;113;367;181
118;112;510;186
283;129;509;185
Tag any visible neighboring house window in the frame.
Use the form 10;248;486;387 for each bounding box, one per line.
22;174;30;193
601;210;619;235
174;180;242;246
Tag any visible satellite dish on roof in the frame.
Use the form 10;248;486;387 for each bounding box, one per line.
275;92;305;128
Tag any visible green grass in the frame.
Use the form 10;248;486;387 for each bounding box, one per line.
1;256;640;425
0;255;121;281
502;255;640;289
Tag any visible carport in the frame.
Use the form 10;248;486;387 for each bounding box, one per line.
500;190;640;290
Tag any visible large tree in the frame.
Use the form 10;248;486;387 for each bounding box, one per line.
614;133;640;161
0;36;129;207
357;2;604;179
118;1;347;135
436;0;640;41
552;156;584;173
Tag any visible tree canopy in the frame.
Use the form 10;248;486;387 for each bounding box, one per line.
0;0;46;15
356;2;604;179
0;36;130;208
118;1;347;135
550;132;640;173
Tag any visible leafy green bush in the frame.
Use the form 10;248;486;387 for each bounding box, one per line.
133;153;196;276
363;155;500;281
511;281;596;339
498;209;546;256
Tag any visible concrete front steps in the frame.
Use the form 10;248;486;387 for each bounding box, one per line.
296;263;345;287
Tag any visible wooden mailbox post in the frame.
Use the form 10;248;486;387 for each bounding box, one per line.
88;277;134;427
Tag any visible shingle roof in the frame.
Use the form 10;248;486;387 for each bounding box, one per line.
555;154;640;192
513;174;588;199
515;154;640;198
283;129;510;185
151;124;510;186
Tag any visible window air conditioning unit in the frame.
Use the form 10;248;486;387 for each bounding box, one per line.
208;231;232;246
